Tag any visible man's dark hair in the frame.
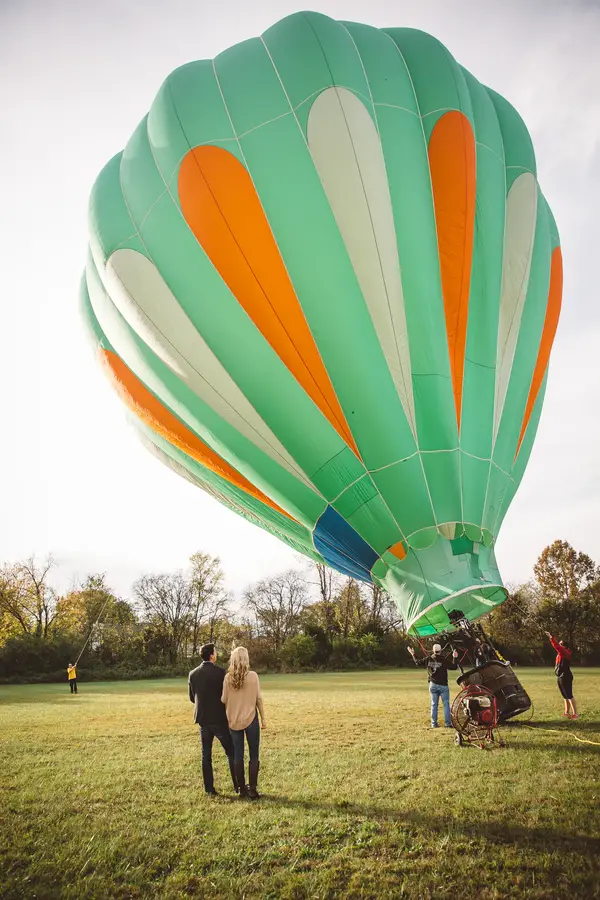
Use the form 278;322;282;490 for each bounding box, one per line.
200;643;215;661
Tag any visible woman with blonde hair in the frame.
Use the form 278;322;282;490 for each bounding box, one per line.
221;646;266;800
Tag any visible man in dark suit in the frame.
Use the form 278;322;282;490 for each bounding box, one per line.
188;643;238;796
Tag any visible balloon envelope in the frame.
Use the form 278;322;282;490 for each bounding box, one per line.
82;12;562;636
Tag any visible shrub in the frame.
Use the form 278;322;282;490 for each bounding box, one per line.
280;634;317;670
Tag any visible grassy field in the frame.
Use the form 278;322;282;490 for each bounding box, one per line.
1;669;600;900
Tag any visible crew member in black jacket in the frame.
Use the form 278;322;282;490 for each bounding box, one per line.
408;643;459;728
188;643;237;795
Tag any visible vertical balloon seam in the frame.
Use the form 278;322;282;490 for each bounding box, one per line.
306;86;417;441
409;41;467;538
514;245;563;458
306;25;418;437
490;187;550;493
208;54;361;463
472;84;509;542
99;347;297;522
259;26;418;557
377;29;448;533
492;173;539;442
480;172;537;539
386;33;475;545
457;73;506;549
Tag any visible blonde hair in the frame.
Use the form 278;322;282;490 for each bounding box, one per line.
228;646;250;691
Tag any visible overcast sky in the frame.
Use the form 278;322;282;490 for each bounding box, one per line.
1;0;598;602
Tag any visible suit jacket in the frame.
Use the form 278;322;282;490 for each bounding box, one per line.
188;661;229;729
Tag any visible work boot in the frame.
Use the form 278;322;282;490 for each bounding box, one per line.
248;759;260;801
234;761;248;798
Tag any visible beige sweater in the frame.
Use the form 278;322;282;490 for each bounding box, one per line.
221;670;266;731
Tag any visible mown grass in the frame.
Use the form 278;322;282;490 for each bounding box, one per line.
1;669;600;899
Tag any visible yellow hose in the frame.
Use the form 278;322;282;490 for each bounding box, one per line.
521;724;600;746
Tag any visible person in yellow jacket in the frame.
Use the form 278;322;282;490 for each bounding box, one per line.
67;662;78;694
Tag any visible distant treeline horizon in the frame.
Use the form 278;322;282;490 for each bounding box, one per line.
1;539;599;683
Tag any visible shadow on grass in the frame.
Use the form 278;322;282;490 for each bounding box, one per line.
261;794;600;855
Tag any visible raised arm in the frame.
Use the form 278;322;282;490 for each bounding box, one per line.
408;647;427;667
546;632;570;658
446;651;459;670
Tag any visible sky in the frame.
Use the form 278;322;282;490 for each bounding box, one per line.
1;0;599;603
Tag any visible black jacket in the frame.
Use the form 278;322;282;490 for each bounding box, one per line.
188;661;229;728
416;654;458;686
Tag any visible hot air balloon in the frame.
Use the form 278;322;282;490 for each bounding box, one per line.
81;11;562;637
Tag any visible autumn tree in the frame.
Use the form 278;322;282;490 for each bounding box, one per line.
334;578;367;638
55;575;133;635
534;540;600;650
534;540;599;601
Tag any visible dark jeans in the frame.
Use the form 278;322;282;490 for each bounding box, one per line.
230;714;260;764
200;723;235;793
558;674;574;700
69;680;77;694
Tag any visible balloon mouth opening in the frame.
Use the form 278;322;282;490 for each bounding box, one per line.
407;584;508;637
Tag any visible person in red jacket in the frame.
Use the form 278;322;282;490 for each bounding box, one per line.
545;631;578;719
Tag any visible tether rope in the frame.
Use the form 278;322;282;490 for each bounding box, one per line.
74;595;113;666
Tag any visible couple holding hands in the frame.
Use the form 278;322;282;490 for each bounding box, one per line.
188;644;266;799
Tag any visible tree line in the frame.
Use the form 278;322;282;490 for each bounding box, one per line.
1;539;599;683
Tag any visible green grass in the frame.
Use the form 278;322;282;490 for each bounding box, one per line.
1;669;600;899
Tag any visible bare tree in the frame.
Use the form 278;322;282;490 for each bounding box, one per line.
365;583;405;634
0;557;58;639
189;552;229;651
134;572;193;663
307;562;340;638
244;570;308;651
